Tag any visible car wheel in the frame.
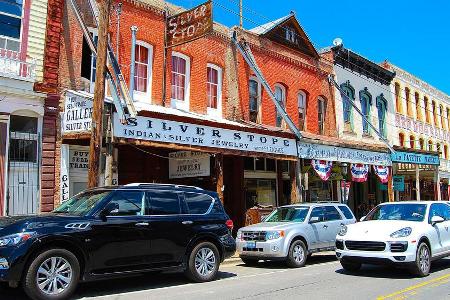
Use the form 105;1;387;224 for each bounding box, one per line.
340;261;361;272
286;240;307;268
185;242;220;282
23;248;80;300
411;242;431;277
241;257;259;266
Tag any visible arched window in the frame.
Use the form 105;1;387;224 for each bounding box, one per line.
376;94;387;138
405;87;412;117
447;108;450;130
415;92;421;121
318;96;327;135
133;41;153;102
171;52;191;110
424;97;430;123
394;82;402;114
409;135;415;149
298;90;307;131
359;88;372;135
428;140;433;152
399;133;405;147
206;63;222;117
432;100;437;126
341;81;355;131
440;104;445;129
274;84;286;127
437;143;442;157
248;77;261;123
419;138;424;150
444;144;448;160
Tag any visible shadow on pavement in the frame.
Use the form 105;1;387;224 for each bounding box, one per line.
335;257;450;279
0;270;237;300
236;253;337;269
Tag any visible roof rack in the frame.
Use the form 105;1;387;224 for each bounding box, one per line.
124;183;203;190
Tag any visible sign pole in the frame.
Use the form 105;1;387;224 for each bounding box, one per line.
88;0;112;188
388;166;394;202
162;9;168;106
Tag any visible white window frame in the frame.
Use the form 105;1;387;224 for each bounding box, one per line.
318;96;326;134
171;51;190;111
0;0;24;52
206;63;222;118
274;83;286;128
132;41;153;103
88;28;98;94
249;76;262;123
298;90;307;131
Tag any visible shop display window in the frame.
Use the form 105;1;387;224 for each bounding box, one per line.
244;179;277;208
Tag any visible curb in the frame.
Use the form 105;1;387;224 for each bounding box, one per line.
222;257;242;265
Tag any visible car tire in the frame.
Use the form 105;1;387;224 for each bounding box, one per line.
23;248;80;300
411;242;431;277
185;242;220;282
241;257;259;266
286;240;307;268
340;261;361;272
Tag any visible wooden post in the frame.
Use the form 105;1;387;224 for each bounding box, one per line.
435;165;441;200
215;154;224;202
388;166;395;202
88;0;112;188
415;164;420;201
289;160;299;204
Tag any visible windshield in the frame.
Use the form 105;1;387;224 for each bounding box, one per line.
265;206;309;223
365;203;427;222
53;190;112;216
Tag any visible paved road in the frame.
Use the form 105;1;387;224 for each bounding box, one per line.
2;254;450;300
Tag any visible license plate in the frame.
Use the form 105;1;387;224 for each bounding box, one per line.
246;241;256;248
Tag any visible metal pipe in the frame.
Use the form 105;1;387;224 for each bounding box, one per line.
116;2;122;59
129;25;138;101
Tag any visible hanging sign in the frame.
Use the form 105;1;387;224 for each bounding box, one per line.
60;145;70;202
311;160;333;181
166;1;213;47
391;150;439;165
351;164;369;182
62;91;93;133
169;151;210;179
373;165;389;184
393;175;405;191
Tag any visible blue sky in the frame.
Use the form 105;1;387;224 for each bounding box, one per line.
170;0;450;95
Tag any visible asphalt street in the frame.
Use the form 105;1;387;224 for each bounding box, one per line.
2;254;450;300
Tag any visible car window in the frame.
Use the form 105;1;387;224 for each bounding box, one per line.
429;203;450;222
338;205;354;220
365;204;426;222
324;206;342;221
265;206;310;222
148;191;181;215
184;193;213;214
108;191;145;216
309;207;325;222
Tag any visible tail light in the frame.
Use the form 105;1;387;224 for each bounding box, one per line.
225;219;234;232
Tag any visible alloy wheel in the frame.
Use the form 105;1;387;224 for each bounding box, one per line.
293;244;305;263
36;256;73;295
194;247;216;277
419;245;430;274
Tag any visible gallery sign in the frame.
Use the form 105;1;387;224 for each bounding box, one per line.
169;151;210;179
297;142;392;166
395;113;450;143
62;91;93;133
113;114;298;156
391;150;440;165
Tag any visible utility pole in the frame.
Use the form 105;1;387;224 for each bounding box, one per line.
88;0;112;188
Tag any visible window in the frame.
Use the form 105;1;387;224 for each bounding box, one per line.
428;203;450;222
0;0;23;51
133;42;153;101
376;95;387;137
432;100;437;126
341;82;355;129
8;115;38;163
444;145;448;159
338;205;354;220
184;193;213;214
440;105;445;129
415;92;421;121
428;140;433;151
285;26;297;43
360;89;371;135
9;115;37;133
424;97;430;123
399;133;405;147
394;82;401;114
249;78;261;123
80;29;98;93
419;138;424;150
318;96;326;135
298;91;307;131
107;191;145;216
244;157;276;172
206;64;222;117
437;143;442;157
405;87;412;117
274;84;286;128
148;191;181;215
409;135;415;149
324;206;342;221
171;52;190;109
447;108;450;130
309;207;325;222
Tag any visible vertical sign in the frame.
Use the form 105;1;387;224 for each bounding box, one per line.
60;144;70;202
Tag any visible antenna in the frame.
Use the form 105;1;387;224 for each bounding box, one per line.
333;37;343;47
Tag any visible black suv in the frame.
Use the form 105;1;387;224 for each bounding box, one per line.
0;184;236;300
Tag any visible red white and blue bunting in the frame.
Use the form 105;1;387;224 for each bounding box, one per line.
351;164;369;182
311;160;333;181
373;165;389;184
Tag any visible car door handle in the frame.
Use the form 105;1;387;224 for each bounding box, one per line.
323;225;328;228
182;221;193;225
135;222;149;227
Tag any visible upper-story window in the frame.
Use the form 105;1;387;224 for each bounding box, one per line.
206;63;222;118
444;145;448;159
424;96;430;123
409;135;415;149
376;94;387;138
298;90;307;131
399;133;405;147
285;27;297;43
419;138;424;150
415;92;421;121
432;100;437;126
437;143;442;157
0;0;23;52
447;108;450;130
394;82;401;114
171;52;190;110
440;105;445;129
341;82;355;131
274;84;286;128
133;41;153;102
249;78;261;123
80;28;98;93
318;96;326;135
405;87;412;117
359;89;371;135
428;140;433;151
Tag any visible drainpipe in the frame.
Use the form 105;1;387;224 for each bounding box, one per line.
129;26;138;100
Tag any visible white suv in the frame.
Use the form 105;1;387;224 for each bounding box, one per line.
336;201;450;276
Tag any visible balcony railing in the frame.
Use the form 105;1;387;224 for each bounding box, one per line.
0;50;36;82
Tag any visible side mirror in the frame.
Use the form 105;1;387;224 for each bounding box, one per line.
100;202;119;219
309;216;320;224
360;216;366;222
431;215;445;226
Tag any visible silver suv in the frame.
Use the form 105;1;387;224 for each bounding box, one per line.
236;203;356;267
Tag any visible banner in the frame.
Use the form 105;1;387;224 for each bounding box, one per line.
340;181;351;203
166;1;213;47
351;164;369;182
169;151;210;179
311;160;333;181
373;165;389;183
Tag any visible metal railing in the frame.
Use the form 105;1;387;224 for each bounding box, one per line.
0;50;36;81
